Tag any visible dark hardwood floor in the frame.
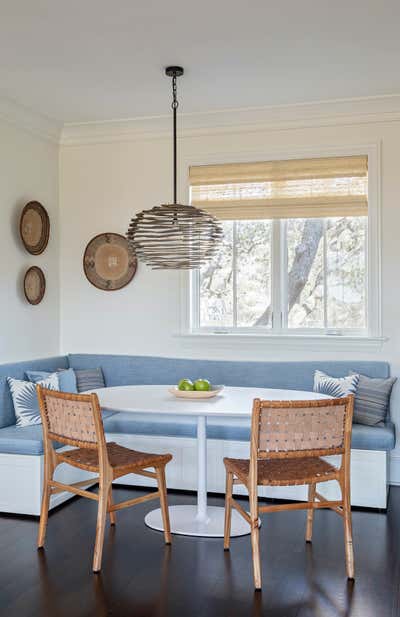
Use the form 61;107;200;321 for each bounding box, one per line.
0;486;399;617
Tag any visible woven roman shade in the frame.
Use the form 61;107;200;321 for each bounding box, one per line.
189;155;368;220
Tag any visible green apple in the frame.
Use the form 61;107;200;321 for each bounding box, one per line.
178;379;194;391
194;379;211;391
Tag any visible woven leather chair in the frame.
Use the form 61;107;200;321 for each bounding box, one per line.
36;387;172;572
223;396;354;590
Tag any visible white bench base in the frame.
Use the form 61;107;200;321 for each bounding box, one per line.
0;448;96;516
0;435;388;516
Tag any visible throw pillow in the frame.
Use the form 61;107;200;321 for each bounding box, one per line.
7;374;59;427
313;370;359;398
25;368;78;393
74;368;105;392
349;371;397;426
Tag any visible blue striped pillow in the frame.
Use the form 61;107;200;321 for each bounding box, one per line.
349;372;396;426
75;368;105;392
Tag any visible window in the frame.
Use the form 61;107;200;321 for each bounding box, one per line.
189;155;371;336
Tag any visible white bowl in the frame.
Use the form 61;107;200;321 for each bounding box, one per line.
168;385;224;399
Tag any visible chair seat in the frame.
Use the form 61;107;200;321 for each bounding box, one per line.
223;456;340;487
58;442;172;473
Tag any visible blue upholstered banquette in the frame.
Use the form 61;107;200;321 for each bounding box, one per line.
0;354;395;456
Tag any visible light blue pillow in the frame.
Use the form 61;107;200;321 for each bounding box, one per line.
7;374;59;427
313;370;359;398
25;368;78;393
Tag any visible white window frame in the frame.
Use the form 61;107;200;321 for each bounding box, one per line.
179;143;383;349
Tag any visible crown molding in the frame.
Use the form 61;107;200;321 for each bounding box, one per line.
60;94;400;146
2;91;400;147
0;94;62;144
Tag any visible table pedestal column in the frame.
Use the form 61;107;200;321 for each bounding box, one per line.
144;415;251;537
195;415;208;523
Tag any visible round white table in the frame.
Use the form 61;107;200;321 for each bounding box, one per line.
93;385;328;538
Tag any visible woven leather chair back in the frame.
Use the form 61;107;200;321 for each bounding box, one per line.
252;397;353;460
37;387;105;450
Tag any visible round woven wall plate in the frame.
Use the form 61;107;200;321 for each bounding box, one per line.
83;233;137;291
20;201;50;255
24;266;46;305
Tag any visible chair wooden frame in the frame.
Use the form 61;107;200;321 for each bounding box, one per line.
36;387;172;572
223;396;354;590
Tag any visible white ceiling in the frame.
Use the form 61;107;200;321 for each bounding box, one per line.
1;0;400;124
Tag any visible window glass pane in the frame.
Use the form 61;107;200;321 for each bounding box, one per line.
199;221;233;327
326;217;367;329
287;219;325;328
236;220;272;327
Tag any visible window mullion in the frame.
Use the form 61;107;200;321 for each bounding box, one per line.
323;219;328;330
279;219;288;330
364;216;369;333
232;221;238;328
193;269;200;330
271;219;282;332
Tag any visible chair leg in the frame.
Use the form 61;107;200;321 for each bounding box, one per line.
108;486;116;526
37;457;54;549
93;481;110;573
250;520;261;591
305;483;316;543
156;466;171;545
249;487;261;590
342;482;355;579
224;471;233;550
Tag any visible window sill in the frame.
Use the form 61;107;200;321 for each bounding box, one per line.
175;332;387;352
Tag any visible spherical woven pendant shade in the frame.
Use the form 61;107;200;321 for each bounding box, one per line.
127;203;223;270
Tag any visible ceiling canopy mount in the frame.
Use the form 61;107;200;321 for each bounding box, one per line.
165;66;184;78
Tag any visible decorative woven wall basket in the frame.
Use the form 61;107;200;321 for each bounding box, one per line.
19;201;50;255
24;266;46;305
83;233;137;291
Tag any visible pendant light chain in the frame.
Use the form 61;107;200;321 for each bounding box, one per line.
171;74;178;204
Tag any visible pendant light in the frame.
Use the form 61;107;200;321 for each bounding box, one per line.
126;66;223;270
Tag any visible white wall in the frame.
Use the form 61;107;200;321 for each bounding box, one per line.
0;115;60;363
59;105;400;482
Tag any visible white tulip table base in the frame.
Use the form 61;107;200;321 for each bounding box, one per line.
145;504;253;538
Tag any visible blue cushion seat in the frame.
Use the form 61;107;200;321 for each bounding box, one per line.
104;412;197;438
0;410;116;455
0;425;64;456
351;421;395;451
